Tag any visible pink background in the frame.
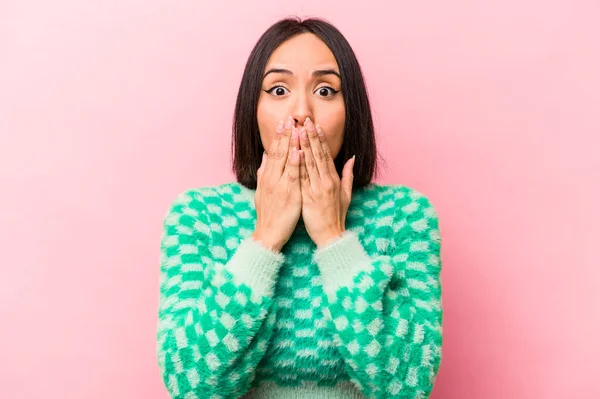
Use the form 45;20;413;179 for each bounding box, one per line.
1;1;599;398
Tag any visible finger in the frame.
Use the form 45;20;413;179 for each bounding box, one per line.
314;123;337;178
340;154;355;200
257;151;267;185
272;116;295;178
284;127;300;191
304;118;333;178
298;126;319;191
264;119;285;177
299;149;310;194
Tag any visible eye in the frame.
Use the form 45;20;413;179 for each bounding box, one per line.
264;85;290;97
315;86;340;98
264;85;341;98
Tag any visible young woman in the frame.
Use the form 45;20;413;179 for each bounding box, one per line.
157;16;443;399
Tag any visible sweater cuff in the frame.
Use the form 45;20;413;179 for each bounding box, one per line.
313;230;374;296
225;236;285;298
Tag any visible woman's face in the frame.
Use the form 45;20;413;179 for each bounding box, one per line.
257;33;345;161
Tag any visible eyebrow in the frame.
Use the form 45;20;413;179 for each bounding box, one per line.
262;68;341;80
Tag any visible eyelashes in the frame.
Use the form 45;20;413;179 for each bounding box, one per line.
264;85;340;98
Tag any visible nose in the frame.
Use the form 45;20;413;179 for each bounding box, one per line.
291;93;314;128
292;115;313;128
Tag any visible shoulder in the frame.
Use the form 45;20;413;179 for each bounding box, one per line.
379;184;441;247
162;182;253;228
165;182;242;212
364;183;438;213
368;184;440;238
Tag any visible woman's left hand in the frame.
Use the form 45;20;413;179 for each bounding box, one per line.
298;118;356;248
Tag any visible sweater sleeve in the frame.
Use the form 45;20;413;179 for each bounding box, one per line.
156;189;285;399
313;190;443;399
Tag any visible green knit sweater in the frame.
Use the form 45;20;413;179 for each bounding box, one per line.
156;181;443;399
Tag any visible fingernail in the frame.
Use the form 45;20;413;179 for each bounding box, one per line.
300;127;306;140
276;120;284;133
286;118;293;129
305;117;313;129
292;146;298;159
292;127;298;139
316;124;324;136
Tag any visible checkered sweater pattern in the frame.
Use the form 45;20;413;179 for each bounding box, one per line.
156;182;443;399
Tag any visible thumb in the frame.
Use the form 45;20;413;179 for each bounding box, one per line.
257;151;266;182
340;155;355;198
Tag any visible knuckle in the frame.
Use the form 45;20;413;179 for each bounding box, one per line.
269;138;280;151
261;179;274;190
272;148;285;159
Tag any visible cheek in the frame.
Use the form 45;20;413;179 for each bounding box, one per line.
320;112;345;141
317;109;345;158
256;99;281;148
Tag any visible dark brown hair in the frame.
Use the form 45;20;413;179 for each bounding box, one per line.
231;16;383;190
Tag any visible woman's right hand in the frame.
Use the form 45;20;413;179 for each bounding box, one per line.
252;116;302;252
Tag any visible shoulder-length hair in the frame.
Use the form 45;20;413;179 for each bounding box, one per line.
231;16;383;190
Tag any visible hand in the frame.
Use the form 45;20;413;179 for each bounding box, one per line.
252;116;302;252
297;117;356;248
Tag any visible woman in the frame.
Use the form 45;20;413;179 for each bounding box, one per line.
156;16;443;399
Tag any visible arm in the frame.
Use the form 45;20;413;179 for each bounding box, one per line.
314;189;443;399
156;189;285;399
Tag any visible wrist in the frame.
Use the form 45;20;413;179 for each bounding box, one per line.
251;232;283;252
315;230;345;248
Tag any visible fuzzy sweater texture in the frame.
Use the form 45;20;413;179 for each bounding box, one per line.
156;181;444;399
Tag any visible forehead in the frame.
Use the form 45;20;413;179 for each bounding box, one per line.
265;33;338;71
